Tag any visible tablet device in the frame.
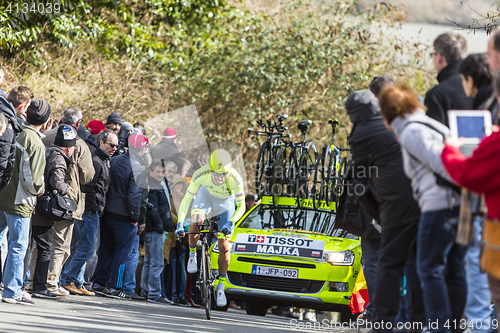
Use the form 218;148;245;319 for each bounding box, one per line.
448;110;492;144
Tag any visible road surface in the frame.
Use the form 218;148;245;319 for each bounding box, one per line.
0;295;359;332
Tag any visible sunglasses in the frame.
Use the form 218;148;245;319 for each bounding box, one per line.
429;51;438;58
105;141;118;149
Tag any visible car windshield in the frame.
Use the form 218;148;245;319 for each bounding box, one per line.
238;205;358;239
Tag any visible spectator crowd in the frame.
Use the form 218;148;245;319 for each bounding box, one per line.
0;24;500;333
0;89;235;308
337;27;500;333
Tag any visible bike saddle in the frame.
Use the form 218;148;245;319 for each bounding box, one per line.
298;120;312;133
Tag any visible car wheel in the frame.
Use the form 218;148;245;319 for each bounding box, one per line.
245;301;268;316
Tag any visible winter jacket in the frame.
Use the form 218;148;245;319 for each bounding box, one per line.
43;124;95;221
0;95;22;192
0;123;45;217
424;61;473;127
335;163;381;239
442;131;500;220
146;176;174;234
104;150;146;224
85;135;99;154
347;90;421;230
32;147;72;226
390;109;460;212
81;148;110;215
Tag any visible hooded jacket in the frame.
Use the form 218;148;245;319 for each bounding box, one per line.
0;123;45;217
390;109;460;212
0;95;22;192
346;90;420;230
424;61;473;127
81;147;110;215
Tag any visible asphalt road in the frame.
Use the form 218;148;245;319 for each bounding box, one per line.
0;295;358;333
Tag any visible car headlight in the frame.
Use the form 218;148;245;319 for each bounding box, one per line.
323;250;355;266
212;242;235;253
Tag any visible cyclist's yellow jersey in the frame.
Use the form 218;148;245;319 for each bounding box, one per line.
178;164;245;224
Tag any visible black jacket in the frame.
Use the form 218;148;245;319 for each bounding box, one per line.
151;138;185;171
104;150;146;223
32;147;72;226
85;135;99;154
82;148;110;214
146;176;174;234
425;61;473;127
346;91;421;230
0;95;22;192
335;163;381;239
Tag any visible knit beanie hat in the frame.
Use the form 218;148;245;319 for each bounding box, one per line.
27;99;51;126
106;112;122;125
86;120;106;134
163;127;177;140
54;124;77;148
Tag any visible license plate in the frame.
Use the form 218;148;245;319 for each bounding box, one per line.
251;265;298;279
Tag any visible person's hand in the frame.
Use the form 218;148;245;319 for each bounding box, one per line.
175;221;185;238
138;224;145;235
197;152;209;167
492;125;499;133
132;222;138;227
220;221;233;236
445;136;465;149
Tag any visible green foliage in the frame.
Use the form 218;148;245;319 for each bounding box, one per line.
0;0;433;179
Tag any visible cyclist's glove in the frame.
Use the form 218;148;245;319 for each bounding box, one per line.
220;221;233;236
175;221;185;237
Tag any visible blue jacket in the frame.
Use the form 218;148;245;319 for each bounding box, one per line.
104;150;147;223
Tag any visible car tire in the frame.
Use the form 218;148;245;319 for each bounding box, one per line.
245;301;268;316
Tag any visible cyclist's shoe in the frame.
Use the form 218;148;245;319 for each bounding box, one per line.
175;221;184;237
220;221;233;236
216;289;227;307
187;256;198;273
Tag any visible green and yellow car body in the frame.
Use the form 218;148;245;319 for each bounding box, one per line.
210;196;362;313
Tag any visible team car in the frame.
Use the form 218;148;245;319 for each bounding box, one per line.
210;196;362;320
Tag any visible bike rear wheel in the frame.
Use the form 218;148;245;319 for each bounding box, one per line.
324;147;337;205
271;148;287;203
255;143;271;196
297;142;317;200
332;156;348;205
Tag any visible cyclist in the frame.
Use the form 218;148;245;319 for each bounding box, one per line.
175;149;245;306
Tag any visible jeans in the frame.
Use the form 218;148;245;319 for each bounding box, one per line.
465;217;493;333
84;220;100;288
0;211;30;298
140;232;165;299
170;242;186;302
60;211;99;288
417;207;467;333
122;234;140;294
360;236;380;318
93;215;137;290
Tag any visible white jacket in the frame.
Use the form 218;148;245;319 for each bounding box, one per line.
390;109;460;212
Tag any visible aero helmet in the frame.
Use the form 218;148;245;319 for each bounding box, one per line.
209;149;232;173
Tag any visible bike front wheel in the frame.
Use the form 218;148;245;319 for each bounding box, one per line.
202;243;212;320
